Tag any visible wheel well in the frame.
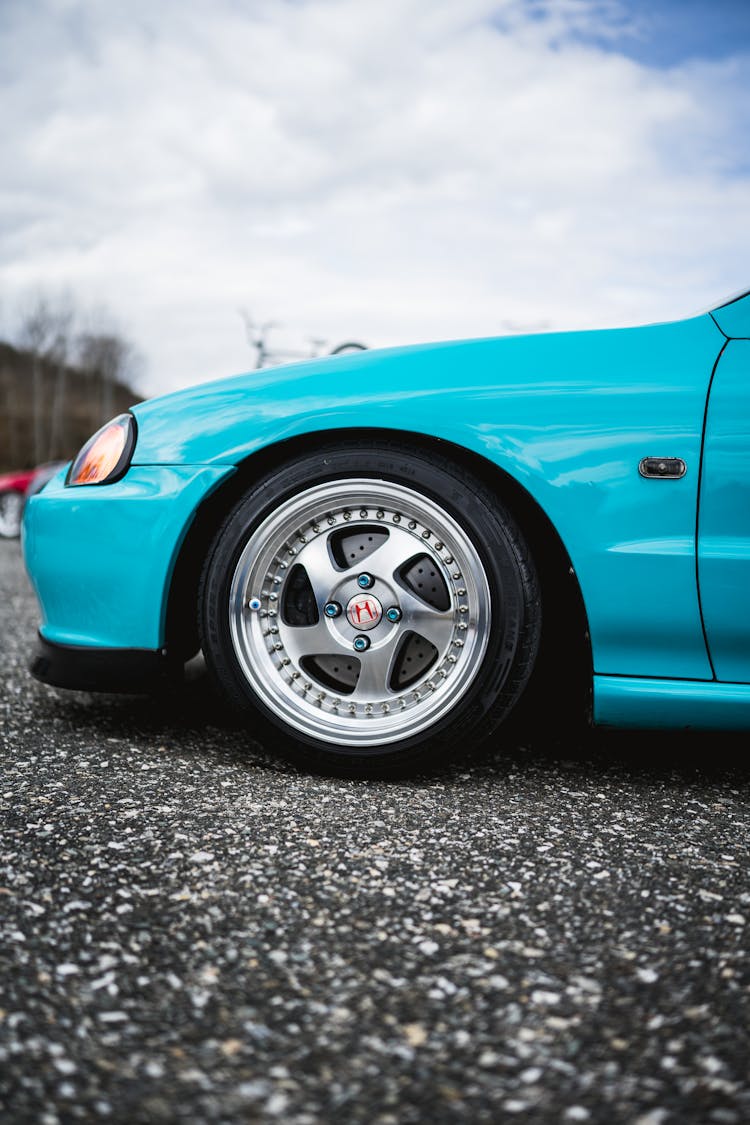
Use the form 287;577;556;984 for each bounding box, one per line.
165;429;592;723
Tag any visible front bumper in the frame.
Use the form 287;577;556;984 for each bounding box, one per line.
23;463;234;656
30;634;181;693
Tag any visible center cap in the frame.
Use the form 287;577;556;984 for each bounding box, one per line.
345;593;383;631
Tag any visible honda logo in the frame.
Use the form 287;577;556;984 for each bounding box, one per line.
345;594;383;630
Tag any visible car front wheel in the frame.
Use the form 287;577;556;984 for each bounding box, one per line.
199;442;541;775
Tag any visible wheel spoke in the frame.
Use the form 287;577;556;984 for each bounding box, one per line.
354;636;400;698
399;589;455;650
295;534;340;607
278;618;335;665
365;525;423;582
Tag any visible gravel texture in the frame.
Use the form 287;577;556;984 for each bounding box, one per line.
1;537;749;1124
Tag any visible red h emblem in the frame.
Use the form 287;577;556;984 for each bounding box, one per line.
346;594;383;630
352;600;376;622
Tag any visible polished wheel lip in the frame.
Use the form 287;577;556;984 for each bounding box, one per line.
229;479;491;749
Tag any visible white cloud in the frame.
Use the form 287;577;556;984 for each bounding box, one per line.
0;0;749;393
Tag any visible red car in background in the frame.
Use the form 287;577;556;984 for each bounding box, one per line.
0;464;65;538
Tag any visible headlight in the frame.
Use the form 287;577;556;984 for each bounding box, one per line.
66;414;136;487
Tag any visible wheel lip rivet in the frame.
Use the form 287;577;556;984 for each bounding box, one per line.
357;573;375;589
324;601;343;618
353;635;371;652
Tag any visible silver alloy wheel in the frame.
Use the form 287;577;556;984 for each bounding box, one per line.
228;479;491;747
0;491;24;539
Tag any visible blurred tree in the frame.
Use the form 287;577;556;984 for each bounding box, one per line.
77;330;136;422
46;303;75;460
19;294;74;464
1;291;142;471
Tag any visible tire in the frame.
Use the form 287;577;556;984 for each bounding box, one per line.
199;441;541;775
0;490;24;539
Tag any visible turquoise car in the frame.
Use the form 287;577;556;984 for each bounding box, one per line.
23;290;750;774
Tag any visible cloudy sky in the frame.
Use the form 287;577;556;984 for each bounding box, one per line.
1;0;749;394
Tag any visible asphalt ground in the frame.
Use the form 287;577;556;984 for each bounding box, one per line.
1;537;749;1124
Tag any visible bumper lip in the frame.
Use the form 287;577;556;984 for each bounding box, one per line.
30;633;183;694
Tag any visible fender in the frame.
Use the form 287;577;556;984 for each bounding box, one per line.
131;314;725;680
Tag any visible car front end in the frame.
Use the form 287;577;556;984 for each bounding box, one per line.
23;414;234;691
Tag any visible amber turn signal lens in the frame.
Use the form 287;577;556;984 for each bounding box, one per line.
66;414;135;487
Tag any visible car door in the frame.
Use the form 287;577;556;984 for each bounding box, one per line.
698;336;750;683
